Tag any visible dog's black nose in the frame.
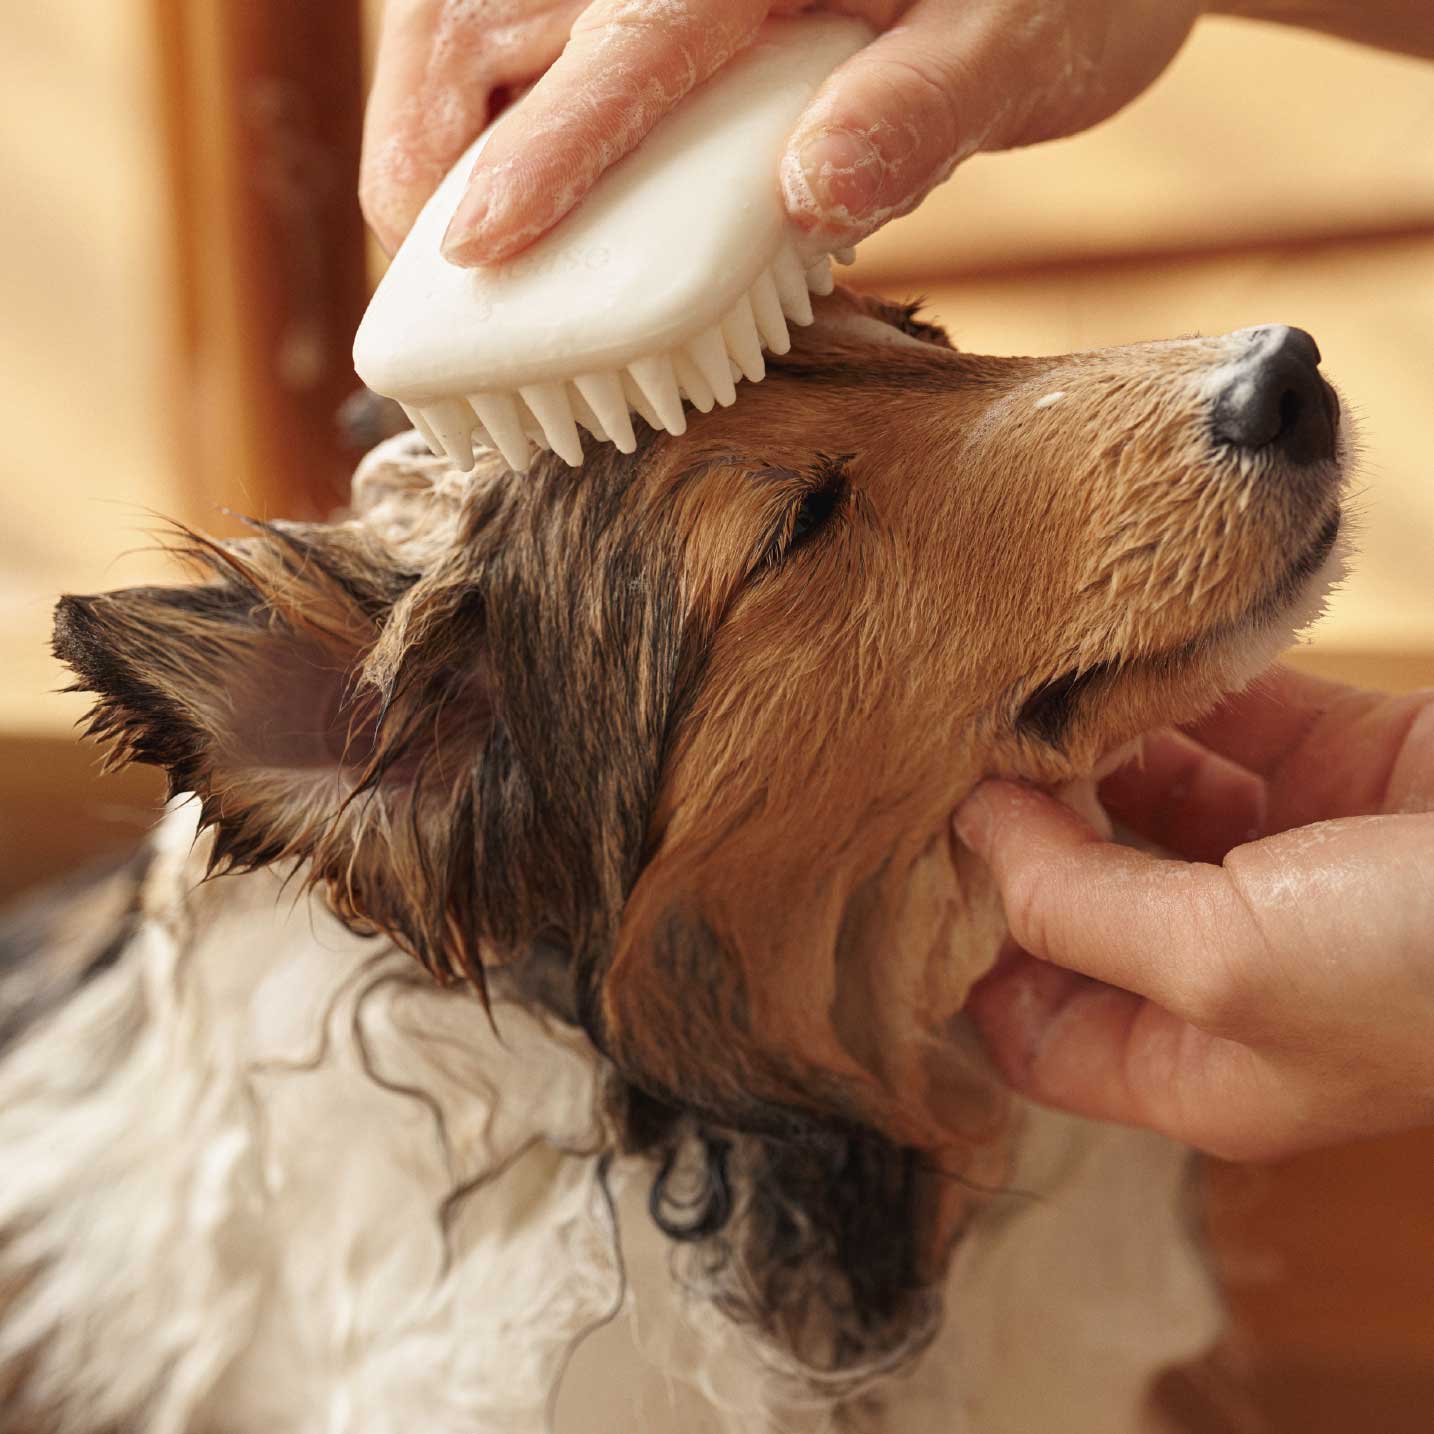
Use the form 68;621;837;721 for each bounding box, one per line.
1212;326;1336;465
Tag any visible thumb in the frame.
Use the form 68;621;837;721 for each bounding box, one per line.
781;0;1053;248
953;779;1259;1017
781;0;971;247
781;0;1203;249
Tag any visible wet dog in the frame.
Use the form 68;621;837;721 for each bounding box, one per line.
0;294;1346;1432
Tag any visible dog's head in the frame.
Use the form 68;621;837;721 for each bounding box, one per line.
54;292;1346;1325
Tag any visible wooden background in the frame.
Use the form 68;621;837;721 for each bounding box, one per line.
1;5;1432;1428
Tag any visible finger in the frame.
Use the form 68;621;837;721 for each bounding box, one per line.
780;0;979;247
964;943;1098;1090
966;949;1191;1133
442;0;770;266
361;0;497;253
953;781;1265;1023
1224;811;1434;963
1388;699;1434;812
1099;729;1266;862
1183;666;1364;776
965;948;1309;1160
778;0;1188;247
1187;667;1434;825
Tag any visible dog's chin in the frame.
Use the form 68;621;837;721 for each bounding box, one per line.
1078;505;1349;840
1187;390;1352;695
1208;502;1350;699
1075;493;1350;782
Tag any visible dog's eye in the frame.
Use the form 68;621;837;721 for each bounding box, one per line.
766;477;846;567
791;485;841;546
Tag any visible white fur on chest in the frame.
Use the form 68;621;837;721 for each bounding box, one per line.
0;808;1219;1433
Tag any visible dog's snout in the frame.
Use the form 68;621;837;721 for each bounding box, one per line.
1212;325;1337;465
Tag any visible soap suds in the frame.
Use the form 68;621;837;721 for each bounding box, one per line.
447;0;770;260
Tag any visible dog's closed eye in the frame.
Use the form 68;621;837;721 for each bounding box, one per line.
789;483;842;547
761;458;851;569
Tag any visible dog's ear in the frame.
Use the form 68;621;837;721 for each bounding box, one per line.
54;438;700;1002
52;517;506;989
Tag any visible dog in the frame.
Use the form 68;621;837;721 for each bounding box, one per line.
0;292;1346;1432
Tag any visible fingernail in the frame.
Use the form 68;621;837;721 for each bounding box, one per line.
785;127;884;230
953;784;996;855
1009;968;1082;1080
966;947;1072;1084
440;174;495;265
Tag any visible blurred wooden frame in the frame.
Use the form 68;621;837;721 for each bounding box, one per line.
150;0;370;523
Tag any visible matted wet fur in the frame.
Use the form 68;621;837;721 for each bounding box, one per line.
8;290;1348;1430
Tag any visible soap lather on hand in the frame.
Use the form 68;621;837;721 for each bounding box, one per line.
359;0;1206;267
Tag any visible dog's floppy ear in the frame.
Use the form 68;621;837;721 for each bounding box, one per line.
54;436;701;1002
53;517;502;989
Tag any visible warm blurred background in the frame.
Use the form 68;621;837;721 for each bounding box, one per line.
2;5;1432;1430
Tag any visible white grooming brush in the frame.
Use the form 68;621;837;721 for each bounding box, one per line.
353;16;871;472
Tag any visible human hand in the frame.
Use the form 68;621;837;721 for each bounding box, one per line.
954;667;1434;1161
360;0;1204;266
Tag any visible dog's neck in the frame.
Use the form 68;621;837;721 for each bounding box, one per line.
861;773;1110;1259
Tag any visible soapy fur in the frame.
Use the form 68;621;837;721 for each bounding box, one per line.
5;290;1347;1430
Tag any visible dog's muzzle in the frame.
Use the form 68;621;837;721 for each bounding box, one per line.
1211;324;1339;466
